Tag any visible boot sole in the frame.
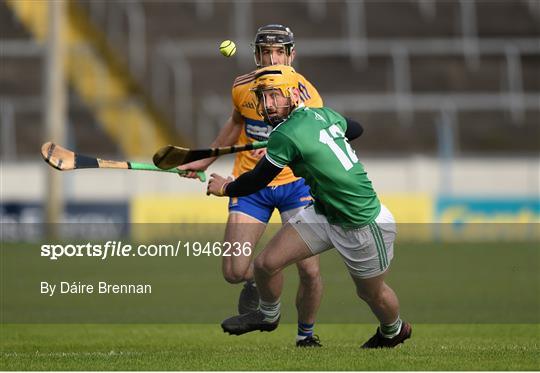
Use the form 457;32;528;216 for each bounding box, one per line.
221;323;278;336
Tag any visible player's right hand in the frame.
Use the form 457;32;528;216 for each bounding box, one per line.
177;159;211;178
251;148;267;159
207;174;233;196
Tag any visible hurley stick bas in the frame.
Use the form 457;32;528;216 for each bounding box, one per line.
41;142;206;181
153;141;268;170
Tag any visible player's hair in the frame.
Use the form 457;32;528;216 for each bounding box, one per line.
252;24;295;67
250;65;300;126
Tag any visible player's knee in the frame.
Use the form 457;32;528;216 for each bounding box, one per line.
222;268;247;284
355;286;384;304
297;265;321;285
254;255;278;276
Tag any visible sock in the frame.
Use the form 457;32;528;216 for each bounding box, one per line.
259;299;280;323
296;322;314;341
380;317;402;338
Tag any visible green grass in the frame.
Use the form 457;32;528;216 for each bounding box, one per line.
2;241;538;323
2;240;539;369
1;324;538;370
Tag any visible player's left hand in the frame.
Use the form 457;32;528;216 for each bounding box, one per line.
207;173;234;196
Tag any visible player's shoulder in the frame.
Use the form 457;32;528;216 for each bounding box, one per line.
289;106;342;127
316;106;342;118
294;106;314;118
293;106;324;120
232;69;258;88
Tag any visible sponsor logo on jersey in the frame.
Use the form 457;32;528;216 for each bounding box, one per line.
245;118;272;141
313;112;326;122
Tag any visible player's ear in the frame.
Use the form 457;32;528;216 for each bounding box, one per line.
289;49;296;64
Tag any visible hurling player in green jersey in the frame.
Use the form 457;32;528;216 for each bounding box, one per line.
207;65;411;348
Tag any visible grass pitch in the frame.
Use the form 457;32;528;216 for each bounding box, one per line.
1;239;538;370
1;323;539;370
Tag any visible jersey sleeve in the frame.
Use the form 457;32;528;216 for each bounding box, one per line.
328;107;348;134
265;131;299;168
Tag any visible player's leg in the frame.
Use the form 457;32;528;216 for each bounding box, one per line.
330;204;411;348
351;272;411;348
292;255;322;346
221;222;316;335
223;191;273;314
280;208;323;323
291;257;322;326
221;205;333;336
221;212;265;284
253;221;316;304
278;181;324;346
282;206;323;345
351;272;400;326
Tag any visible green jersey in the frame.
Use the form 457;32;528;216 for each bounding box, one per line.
266;106;381;228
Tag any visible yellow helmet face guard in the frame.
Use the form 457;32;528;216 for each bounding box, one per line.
252;85;295;127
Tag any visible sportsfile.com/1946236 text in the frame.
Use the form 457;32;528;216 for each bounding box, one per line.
40;241;253;260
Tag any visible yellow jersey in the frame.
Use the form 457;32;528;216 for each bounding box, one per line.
231;70;323;186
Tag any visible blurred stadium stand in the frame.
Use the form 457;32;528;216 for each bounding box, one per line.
0;0;538;229
1;0;183;159
1;0;539;158
0;0;121;158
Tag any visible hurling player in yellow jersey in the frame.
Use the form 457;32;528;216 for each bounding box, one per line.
180;25;362;347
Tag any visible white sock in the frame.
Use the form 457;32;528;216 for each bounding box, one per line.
380;317;402;338
259;299;280;323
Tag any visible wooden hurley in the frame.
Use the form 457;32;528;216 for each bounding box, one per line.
41;142;206;181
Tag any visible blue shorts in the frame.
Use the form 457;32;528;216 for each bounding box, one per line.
228;179;312;223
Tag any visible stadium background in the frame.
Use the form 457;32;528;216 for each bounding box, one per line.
1;0;538;230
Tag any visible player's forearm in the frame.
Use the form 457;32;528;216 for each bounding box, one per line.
211;117;242;147
201;113;243;167
225;158;281;197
